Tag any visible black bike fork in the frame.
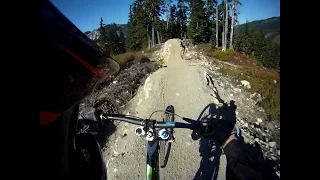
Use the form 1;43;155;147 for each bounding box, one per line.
146;140;160;180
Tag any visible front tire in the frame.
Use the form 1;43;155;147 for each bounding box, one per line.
159;105;174;168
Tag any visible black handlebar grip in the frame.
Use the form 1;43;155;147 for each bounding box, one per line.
182;117;197;123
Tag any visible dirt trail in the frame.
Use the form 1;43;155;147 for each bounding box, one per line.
103;39;228;179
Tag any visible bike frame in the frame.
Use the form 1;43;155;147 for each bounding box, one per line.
146;138;160;180
145;121;177;180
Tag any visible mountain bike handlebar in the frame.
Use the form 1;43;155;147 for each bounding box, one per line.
100;113;212;132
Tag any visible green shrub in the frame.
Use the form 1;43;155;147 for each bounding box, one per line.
213;48;234;61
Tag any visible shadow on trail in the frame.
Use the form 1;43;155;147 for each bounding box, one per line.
191;101;279;180
231;137;280;180
192;101;237;180
78;118;117;149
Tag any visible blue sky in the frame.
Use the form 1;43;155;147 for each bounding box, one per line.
50;0;280;32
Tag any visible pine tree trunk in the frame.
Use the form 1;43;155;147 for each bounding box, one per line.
229;1;235;50
206;0;208;27
147;26;151;49
224;0;228;50
166;3;169;30
222;4;226;51
180;18;183;39
216;5;219;48
222;31;225;51
157;31;161;44
152;16;155;47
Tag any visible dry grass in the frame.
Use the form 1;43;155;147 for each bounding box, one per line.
111;51;144;67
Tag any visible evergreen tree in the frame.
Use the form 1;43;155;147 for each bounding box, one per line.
234;21;280;69
187;0;210;43
168;4;179;38
177;0;188;39
164;0;173;30
146;0;164;47
98;17;108;53
216;0;231;47
119;27;126;53
126;4;135;50
126;0;148;51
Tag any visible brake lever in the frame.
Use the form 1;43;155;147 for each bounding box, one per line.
182;117;210;126
183;117;214;138
182;117;199;124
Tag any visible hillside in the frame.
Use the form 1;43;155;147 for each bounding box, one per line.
236;16;280;44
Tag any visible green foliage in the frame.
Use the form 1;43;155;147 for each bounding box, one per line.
235;16;280;44
177;0;188;38
107;23;126;55
205;0;217;21
246;70;280;121
119;28;126;53
234;22;280;69
126;0;149;51
213;48;233;61
187;0;210;43
126;0;189;50
97;18;126;55
219;66;280;121
98;17;108;52
260;86;280;121
167;5;180;38
145;0;164;45
146;0;163;18
211;0;232;47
